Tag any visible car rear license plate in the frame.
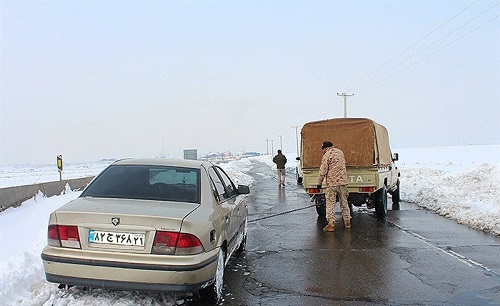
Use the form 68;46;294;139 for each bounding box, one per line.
89;230;145;246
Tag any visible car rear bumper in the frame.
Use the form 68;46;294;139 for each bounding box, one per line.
44;273;208;292
41;246;219;292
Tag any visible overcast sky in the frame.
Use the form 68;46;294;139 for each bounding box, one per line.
1;0;499;165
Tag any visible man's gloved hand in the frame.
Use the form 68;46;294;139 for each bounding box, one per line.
317;185;322;190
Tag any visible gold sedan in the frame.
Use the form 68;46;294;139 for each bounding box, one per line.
41;158;250;303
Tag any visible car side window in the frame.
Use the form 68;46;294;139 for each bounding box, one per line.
214;166;236;198
208;167;227;200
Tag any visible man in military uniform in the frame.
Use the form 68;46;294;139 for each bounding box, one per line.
317;141;351;232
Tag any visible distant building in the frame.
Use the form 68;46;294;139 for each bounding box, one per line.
183;149;197;160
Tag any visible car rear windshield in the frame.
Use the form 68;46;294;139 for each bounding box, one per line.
81;165;201;203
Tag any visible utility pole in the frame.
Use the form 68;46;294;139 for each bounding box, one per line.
337;92;354;118
265;139;270;155
271;140;274;154
292;126;299;157
161;139;165;158
278;135;283;151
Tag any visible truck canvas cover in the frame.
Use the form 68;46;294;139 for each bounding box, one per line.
301;118;393;168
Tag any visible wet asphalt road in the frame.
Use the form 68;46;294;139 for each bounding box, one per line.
189;161;500;306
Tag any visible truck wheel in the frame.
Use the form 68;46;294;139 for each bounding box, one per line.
391;180;400;210
315;195;326;217
375;186;388;221
348;202;354;217
296;172;303;185
316;204;326;217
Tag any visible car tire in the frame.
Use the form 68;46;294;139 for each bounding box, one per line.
199;247;225;304
236;219;247;254
391;180;400;210
375;186;388;221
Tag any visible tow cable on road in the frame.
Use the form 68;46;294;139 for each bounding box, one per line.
248;204;317;223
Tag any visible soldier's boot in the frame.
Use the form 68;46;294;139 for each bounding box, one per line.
323;220;335;232
344;218;351;229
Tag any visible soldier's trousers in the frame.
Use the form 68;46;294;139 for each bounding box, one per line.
325;185;350;222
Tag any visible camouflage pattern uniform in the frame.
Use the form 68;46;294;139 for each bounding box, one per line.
317;146;351;228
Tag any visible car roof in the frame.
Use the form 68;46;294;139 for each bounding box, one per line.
112;158;213;169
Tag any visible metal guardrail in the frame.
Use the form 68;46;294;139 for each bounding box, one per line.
0;176;94;212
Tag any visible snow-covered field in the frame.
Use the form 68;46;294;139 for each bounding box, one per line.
0;160;115;188
0;145;498;305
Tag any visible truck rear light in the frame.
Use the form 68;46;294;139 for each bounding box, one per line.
152;231;204;255
360;187;375;193
308;187;321;194
48;225;81;249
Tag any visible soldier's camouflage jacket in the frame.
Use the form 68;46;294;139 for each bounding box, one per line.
317;147;348;187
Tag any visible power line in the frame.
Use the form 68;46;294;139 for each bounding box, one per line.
342;0;482;93
299;97;339;123
351;2;500;93
301;1;498;122
357;13;500;93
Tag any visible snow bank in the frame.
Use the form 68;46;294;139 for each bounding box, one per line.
0;160;113;188
397;146;499;235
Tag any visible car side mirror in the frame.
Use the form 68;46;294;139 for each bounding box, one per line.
237;185;250;195
392;153;399;161
296;157;300;161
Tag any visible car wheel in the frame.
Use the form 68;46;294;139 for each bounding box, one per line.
375;186;388;221
236;219;247;254
391;180;400;210
199;247;226;303
348;201;354;217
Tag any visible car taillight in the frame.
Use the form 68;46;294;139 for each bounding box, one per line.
152;231;204;255
152;231;178;254
48;225;61;247
176;233;204;255
48;225;81;249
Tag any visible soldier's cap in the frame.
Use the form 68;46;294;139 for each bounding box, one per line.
321;141;334;149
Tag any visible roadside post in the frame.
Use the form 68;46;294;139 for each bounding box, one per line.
57;155;63;181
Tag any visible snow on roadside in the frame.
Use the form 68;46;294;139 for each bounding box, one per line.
0;160;113;188
0;189;81;305
217;158;255;186
397;146;500;235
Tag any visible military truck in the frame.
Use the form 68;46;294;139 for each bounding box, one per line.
299;118;400;220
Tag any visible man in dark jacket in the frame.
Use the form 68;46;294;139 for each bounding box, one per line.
273;150;287;188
